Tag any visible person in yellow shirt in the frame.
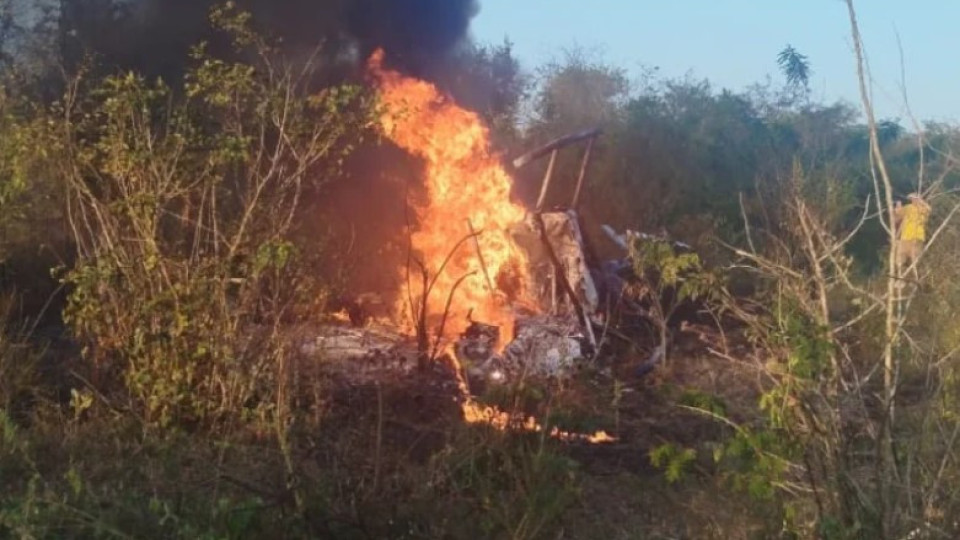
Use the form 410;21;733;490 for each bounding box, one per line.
894;192;931;278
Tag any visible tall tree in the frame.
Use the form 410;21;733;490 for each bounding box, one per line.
777;44;811;91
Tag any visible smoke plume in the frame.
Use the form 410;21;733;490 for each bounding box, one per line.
345;0;479;75
53;0;492;304
58;0;481;80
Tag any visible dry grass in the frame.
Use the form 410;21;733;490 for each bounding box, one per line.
0;317;792;539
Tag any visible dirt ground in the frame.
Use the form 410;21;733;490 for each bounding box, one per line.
305;319;778;538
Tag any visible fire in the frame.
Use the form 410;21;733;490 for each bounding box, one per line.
449;354;616;444
330;309;353;324
366;51;611;444
462;398;616;443
367;50;531;340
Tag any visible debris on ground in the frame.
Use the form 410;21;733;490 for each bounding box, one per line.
297;323;423;384
454;315;586;384
502;315;585;377
309;129;714;392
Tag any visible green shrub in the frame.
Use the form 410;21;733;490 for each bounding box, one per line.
50;6;371;429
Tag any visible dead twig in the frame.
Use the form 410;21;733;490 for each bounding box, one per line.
466;219;496;295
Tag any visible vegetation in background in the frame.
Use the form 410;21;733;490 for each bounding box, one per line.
1;0;960;538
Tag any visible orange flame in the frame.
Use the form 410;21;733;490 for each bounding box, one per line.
450;354;615;444
364;52;610;444
367;50;530;341
462;400;616;443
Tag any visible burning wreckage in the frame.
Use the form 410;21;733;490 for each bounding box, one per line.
312;127;679;384
305;58;688;439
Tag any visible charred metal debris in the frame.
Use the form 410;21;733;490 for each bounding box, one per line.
314;128;701;385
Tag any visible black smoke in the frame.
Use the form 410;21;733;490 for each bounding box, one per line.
50;0;504;305
57;0;481;81
345;0;479;76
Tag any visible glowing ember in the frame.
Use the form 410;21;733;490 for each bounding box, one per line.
330;309;353;324
368;50;531;341
448;352;615;444
462;398;615;443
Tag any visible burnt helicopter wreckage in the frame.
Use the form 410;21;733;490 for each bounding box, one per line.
309;128;696;385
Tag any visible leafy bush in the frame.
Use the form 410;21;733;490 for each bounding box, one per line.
649;443;697;484
627;235;719;360
49;6;371;428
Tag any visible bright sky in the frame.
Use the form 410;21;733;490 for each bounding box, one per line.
471;0;960;123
